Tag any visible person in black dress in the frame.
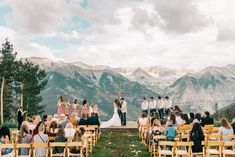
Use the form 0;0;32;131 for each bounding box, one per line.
190;122;205;153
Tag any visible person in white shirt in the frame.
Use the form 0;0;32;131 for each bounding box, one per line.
149;97;157;114
157;96;164;119
120;97;127;126
141;97;149;114
164;96;172;115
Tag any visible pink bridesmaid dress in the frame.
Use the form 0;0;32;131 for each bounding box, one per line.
65;102;70;115
73;103;78;114
57;101;64;117
81;105;89;116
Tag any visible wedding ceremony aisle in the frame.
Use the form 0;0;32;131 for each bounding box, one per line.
91;123;149;157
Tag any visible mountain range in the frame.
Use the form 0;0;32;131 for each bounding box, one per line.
26;57;235;120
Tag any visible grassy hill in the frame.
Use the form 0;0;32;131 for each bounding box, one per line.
213;102;235;122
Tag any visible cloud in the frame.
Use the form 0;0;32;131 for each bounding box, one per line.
152;0;209;34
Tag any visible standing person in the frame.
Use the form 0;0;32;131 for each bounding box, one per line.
81;99;89;117
149;97;157;114
17;106;26;130
89;104;95;116
164;96;172;115
72;99;79;114
157;96;164;119
65;99;71;116
57;96;64;117
232;118;235;135
117;97;123;122
141;97;149;114
120;97;127;126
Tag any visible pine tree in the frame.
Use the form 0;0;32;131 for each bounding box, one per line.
0;39;17;124
14;60;48;116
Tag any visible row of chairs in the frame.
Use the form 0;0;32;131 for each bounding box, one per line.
156;140;235;157
8;125;100;157
0;142;83;157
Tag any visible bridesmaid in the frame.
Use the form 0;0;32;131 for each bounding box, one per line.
72;99;79;114
57;96;64;117
65;99;71;115
81;99;89;116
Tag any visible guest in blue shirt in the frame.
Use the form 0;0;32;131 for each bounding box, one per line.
0;126;13;156
164;120;177;141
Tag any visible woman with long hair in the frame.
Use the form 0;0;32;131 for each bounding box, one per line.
81;99;89;117
57;96;64;117
72;99;79;114
47;121;59;137
169;113;176;126
190;122;204;153
17;124;32;155
218;118;234;141
65;99;71;115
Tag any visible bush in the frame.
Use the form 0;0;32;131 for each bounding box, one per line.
0;121;18;129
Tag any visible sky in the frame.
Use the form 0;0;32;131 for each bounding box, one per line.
0;0;235;69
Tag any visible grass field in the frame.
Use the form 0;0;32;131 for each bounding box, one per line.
91;129;149;157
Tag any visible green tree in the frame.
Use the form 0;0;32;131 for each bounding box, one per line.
14;60;48;116
0;39;17;124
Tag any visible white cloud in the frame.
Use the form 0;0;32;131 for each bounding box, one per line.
1;0;235;69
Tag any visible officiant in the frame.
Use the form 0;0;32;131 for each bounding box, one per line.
17;106;27;130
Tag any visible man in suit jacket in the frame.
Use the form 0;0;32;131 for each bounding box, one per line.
120;97;127;126
87;113;100;126
117;98;123;122
17;106;24;130
201;111;214;127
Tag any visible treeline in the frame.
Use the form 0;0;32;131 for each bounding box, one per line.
213;102;235;122
0;39;48;124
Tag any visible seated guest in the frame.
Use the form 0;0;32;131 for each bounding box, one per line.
232;118;235;135
201;111;214;127
45;115;53;131
150;119;165;135
17;124;32;155
218;118;234;141
175;113;184;126
28;118;36;133
33;122;48;157
164;120;177;141
47;121;59;137
183;114;190;125
78;114;88;125
70;113;79;126
161;113;168;125
64;123;76;138
42;115;48;122
70;131;86;155
32;121;46;138
137;112;149;132
87;113;100;126
193;113;202;124
150;112;160;127
0;126;13;156
169;113;176;126
190;122;205;153
59;116;71;128
189;112;195;124
33;115;42;125
53;128;67;154
173;105;182;114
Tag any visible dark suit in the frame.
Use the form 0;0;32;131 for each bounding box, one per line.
118;101;123;123
232;122;235;135
17;110;24;130
78;118;88;125
201;116;214;127
87;116;100;126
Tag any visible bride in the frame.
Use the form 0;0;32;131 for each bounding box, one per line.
100;99;122;128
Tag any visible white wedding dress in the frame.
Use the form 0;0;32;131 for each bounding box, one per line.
100;105;121;128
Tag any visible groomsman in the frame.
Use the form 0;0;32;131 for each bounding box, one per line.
141;97;149;114
120;97;127;126
157;96;164;119
164;96;172;114
149;97;157;114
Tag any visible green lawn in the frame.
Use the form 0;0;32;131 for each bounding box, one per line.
91;129;149;157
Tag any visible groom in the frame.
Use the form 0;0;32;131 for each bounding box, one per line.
119;97;127;126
